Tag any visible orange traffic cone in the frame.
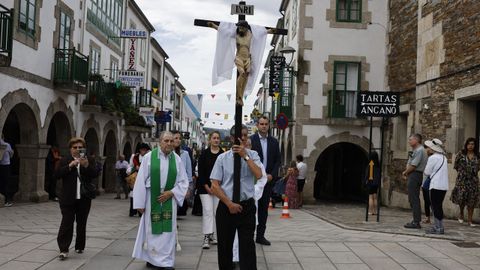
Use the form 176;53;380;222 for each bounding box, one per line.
280;196;291;218
268;199;273;210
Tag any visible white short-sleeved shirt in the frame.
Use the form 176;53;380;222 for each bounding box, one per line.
297;162;307;180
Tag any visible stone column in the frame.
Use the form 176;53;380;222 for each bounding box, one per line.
96;156;106;195
0;145;5;206
304;169;316;204
15;144;50;202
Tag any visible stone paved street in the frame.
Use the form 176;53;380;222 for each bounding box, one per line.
0;198;479;269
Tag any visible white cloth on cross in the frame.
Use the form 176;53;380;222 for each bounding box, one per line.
212;22;268;97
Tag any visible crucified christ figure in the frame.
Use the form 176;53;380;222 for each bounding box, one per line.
209;21;275;106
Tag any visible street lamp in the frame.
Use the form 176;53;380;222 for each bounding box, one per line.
279;46;297;76
279;46;296;66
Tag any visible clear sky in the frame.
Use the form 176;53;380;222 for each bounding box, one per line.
135;0;282;129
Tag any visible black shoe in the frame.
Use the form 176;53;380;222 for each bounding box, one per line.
404;222;421;229
146;262;155;268
256;237;271;246
75;249;83;254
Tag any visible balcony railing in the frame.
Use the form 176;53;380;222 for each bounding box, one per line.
136;88;152;107
0;5;13;66
85;80;116;111
54;48;89;88
328;90;358;118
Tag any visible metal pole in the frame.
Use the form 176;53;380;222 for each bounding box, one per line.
377;117;386;222
365;116;373;222
232;1;246;203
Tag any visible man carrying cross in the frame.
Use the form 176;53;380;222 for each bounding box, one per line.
132;131;189;269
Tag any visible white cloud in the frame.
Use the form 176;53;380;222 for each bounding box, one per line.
136;0;282;130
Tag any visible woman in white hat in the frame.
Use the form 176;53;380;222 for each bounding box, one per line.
423;138;448;234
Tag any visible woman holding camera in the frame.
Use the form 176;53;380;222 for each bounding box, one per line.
55;137;99;260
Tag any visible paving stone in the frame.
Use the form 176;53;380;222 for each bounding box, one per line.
401;264;438;270
15;249;58;263
325;251;363;264
0;260;43;270
362;257;404;270
317;242;350;252
335;263;371;270
263;251;298;264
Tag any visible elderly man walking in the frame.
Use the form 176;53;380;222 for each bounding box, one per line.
132;131;189;269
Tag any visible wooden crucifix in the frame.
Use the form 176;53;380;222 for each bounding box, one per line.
194;1;287;203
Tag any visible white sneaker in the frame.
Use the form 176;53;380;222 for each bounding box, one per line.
202;235;210;249
458;218;464;224
58;252;68;260
4;202;13;207
209;233;218;245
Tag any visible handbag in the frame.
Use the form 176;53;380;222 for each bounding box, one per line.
80;180;96;199
422;156;445;189
126;171;138;189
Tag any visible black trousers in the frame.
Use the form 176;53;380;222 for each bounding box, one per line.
57;199;92;252
216;199;256;270
422;187;431;217
256;182;273;238
0;165;13;202
130;197;138;216
430;189;446;220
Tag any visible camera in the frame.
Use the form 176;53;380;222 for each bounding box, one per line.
79;148;87;158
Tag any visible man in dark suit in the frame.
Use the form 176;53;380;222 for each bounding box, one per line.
250;116;280;246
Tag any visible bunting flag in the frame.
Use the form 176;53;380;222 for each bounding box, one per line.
197;94;203;100
227;94;232;101
153;88;159;94
244;96;247;100
274;92;280;100
211;94;216;99
215;112;221;116
224;114;229;120
204;112;209;118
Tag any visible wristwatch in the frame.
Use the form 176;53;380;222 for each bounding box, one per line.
243;155;250;161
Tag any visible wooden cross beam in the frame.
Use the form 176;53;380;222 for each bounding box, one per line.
194;1;288;203
194;19;288;35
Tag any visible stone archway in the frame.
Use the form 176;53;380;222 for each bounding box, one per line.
0;90;48;203
314;142;368;201
102;130;117;192
44;111;73;200
134;135;143;153
123;141;132;160
43;98;75;154
304;132;371;203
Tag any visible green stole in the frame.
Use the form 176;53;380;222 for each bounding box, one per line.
150;148;177;234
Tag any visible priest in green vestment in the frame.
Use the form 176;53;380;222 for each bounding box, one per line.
132;131;189;269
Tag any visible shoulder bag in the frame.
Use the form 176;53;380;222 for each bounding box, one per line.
422;156;445;190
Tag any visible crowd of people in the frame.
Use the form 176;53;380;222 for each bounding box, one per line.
393;134;479;235
2;121;480;269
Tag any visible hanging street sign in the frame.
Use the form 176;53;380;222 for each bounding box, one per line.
128;38;136;70
269;56;285;96
154;110;172;123
357;91;400;117
120;29;147;39
276;112;289;130
231;4;254;15
119;70;144;87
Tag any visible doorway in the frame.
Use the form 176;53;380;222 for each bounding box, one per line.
314;142;368;202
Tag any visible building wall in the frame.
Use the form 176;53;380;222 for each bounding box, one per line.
386;0;480;219
293;0;388;201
